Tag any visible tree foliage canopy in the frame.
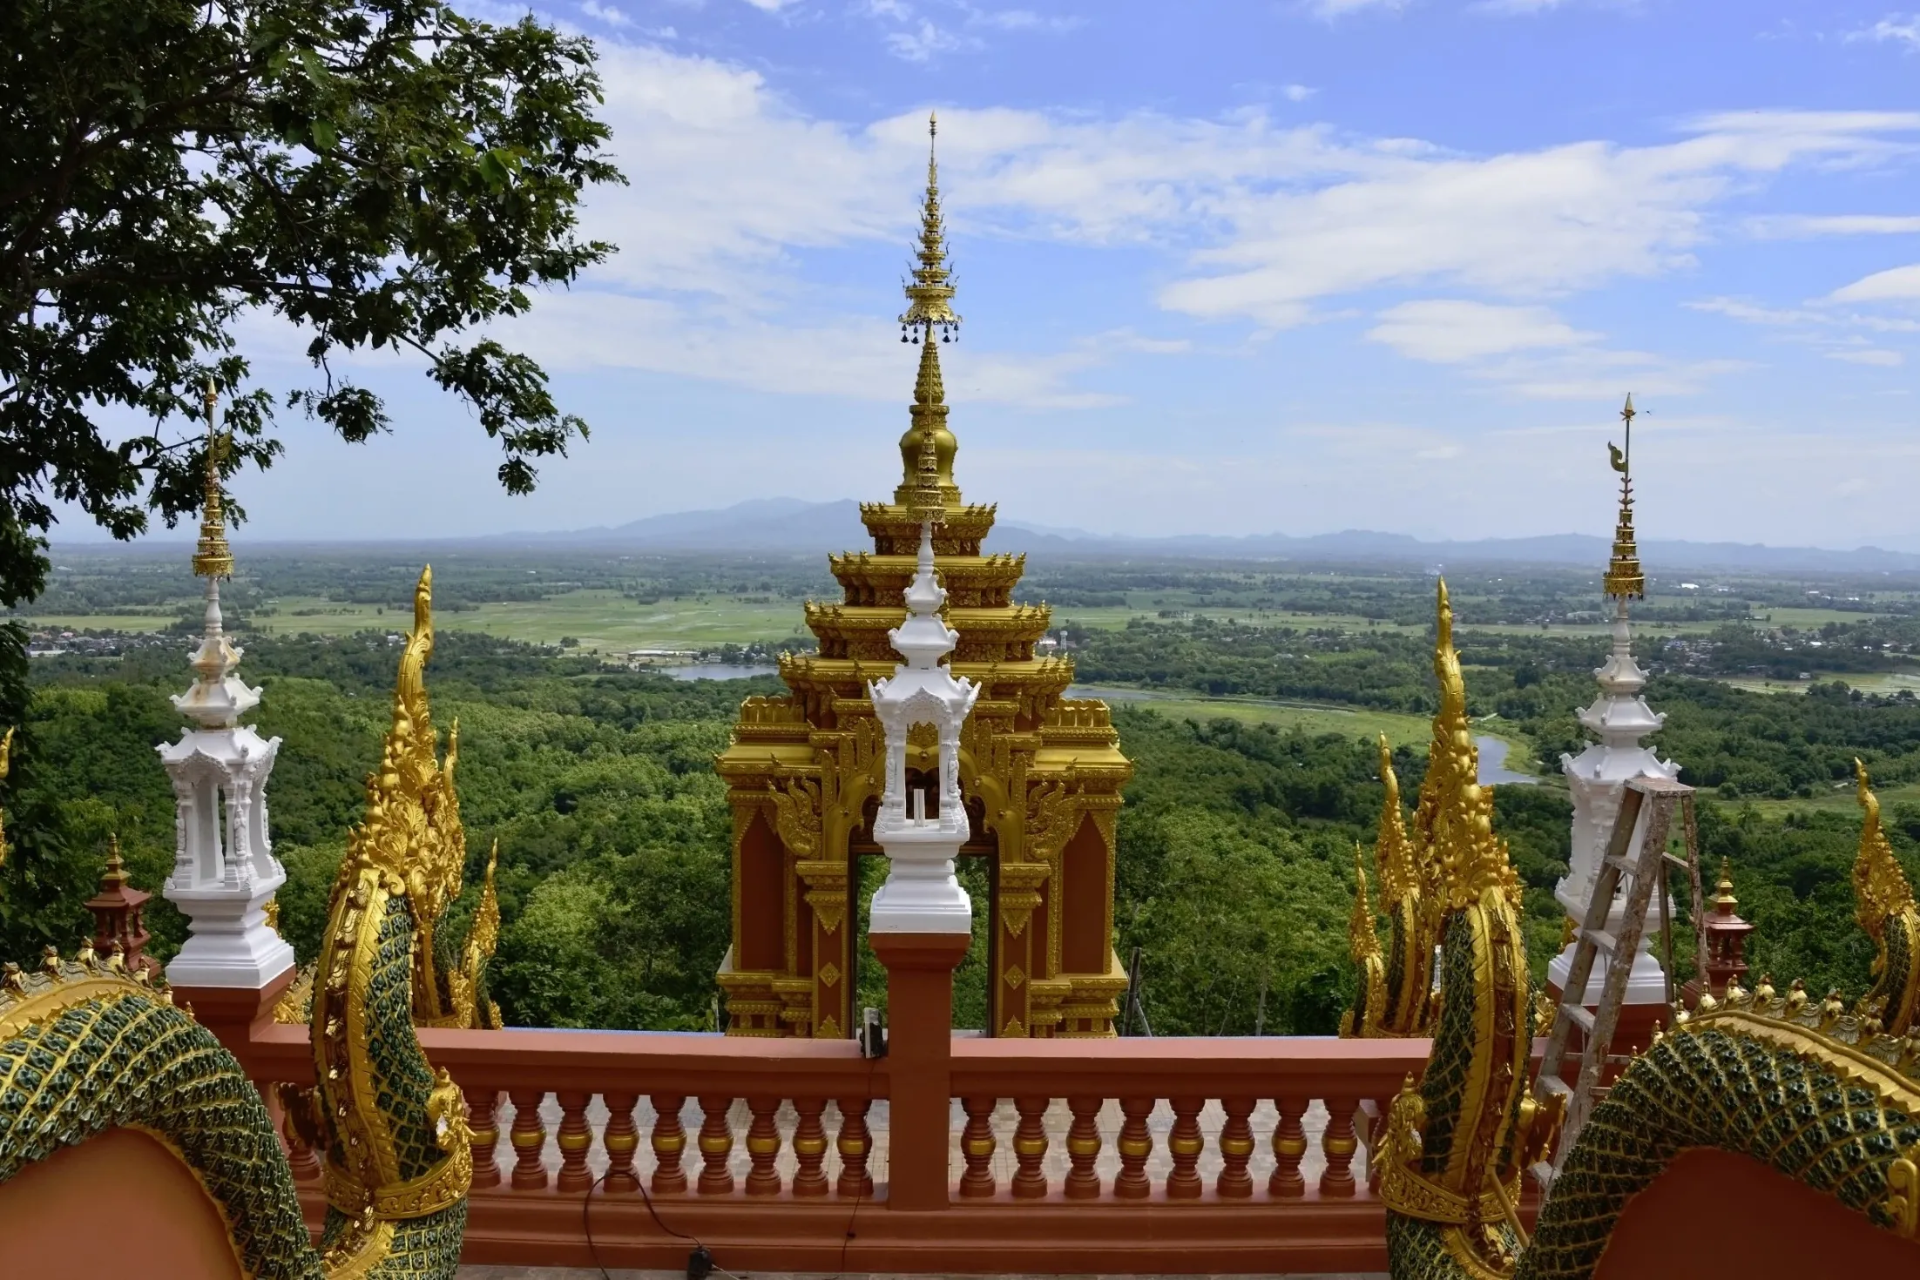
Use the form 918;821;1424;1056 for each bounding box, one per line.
0;0;621;605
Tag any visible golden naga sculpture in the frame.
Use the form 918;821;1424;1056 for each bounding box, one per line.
274;567;500;1032
1854;759;1920;1036
1380;637;1920;1277
715;115;1132;1039
374;566;500;1030
1345;581;1508;1039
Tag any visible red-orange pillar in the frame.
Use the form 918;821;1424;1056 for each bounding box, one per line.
870;931;968;1212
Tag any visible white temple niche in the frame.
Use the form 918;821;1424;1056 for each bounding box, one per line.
867;520;981;935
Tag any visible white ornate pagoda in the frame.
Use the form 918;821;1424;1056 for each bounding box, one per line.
866;438;981;935
160;389;294;988
1549;394;1679;1006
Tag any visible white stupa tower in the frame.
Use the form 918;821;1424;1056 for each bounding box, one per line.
866;437;981;936
1549;394;1679;1006
160;386;294;988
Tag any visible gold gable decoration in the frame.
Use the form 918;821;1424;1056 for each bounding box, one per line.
716;120;1133;1039
1853;759;1920;1036
1855;758;1916;934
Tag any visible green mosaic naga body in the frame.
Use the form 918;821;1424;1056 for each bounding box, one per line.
0;885;469;1278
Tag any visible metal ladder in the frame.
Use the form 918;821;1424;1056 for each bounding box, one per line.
1529;774;1708;1191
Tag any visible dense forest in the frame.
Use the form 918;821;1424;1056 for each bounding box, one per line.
8;552;1920;1037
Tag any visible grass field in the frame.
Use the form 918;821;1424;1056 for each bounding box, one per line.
21;587;1720;651
1717;671;1920;697
1725;778;1920;820
1077;683;1542;776
18;590;812;653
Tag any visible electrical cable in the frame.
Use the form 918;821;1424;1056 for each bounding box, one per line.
580;1102;715;1280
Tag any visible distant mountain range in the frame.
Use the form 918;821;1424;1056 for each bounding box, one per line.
489;498;1920;574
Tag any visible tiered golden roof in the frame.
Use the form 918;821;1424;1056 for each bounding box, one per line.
717;117;1132;1039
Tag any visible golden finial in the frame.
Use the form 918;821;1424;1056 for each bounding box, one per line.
192;381;234;580
1712;857;1739;912
899;111;959;339
1348;843;1382;962
1854;758;1915;938
101;832;130;889
1602;393;1644;601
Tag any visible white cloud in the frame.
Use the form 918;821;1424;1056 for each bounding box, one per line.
580;0;632;26
495;291;1146;408
1746;214;1920;238
1157;111;1920;327
888;19;981;59
740;0;801;11
1475;0;1568;13
1850;13;1920;50
968;7;1084;33
1829;264;1920;302
1366;301;1597;363
1830;348;1906;366
1692;295;1920;333
1307;0;1410;16
532;40;1920;411
1282;84;1316;102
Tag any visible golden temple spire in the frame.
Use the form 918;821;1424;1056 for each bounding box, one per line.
1603;393;1644;601
192;381;234;581
894;111;962;508
1854;759;1915;938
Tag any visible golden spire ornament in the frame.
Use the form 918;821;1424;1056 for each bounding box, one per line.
899;111;959;341
1602;393;1644;601
193;382;234;580
894;111;963;509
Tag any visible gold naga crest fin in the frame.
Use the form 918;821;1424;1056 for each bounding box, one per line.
1854;758;1915;939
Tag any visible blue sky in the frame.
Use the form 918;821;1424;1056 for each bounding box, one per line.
191;2;1920;548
